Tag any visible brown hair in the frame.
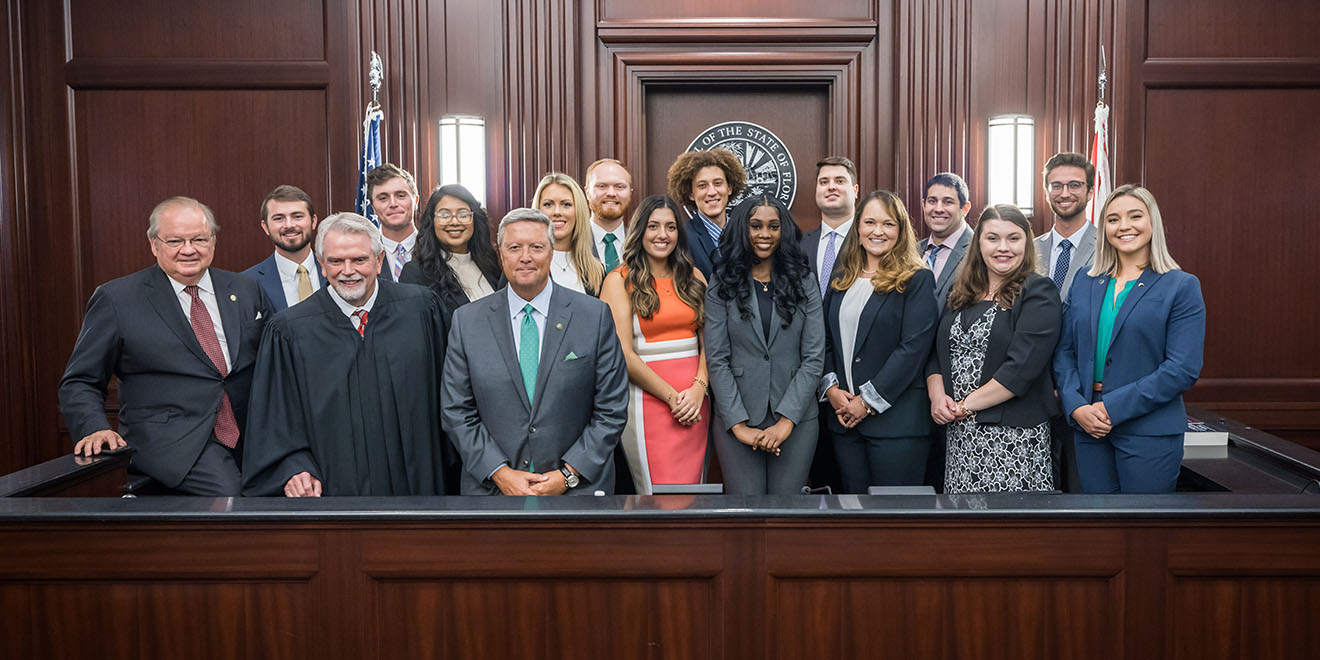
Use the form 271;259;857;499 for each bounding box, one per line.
365;163;417;198
1042;152;1095;190
259;184;315;222
815;156;858;186
621;195;706;326
947;204;1037;310
831;190;926;294
665;149;747;210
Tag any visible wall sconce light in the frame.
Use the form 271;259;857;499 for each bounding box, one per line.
986;114;1035;215
438;114;486;206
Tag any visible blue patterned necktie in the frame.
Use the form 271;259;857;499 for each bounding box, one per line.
393;243;409;280
819;231;838;297
519;303;539;402
925;243;941;273
1052;240;1073;291
603;233;619;273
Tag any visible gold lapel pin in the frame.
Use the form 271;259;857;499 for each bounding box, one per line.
556;323;563;330
229;294;237;301
1137;283;1144;287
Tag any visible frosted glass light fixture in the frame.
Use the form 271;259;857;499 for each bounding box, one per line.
438;114;486;206
987;114;1035;215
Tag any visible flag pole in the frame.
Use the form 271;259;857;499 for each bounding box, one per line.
369;51;383;107
1098;46;1107;107
355;52;386;224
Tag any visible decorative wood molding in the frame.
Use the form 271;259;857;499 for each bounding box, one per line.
64;58;331;89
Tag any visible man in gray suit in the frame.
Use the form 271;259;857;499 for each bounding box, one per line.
59;197;270;495
1035;152;1097;303
442;208;629;495
917;172;973;308
1035;151;1097;493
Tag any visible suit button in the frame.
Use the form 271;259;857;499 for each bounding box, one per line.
529;426;536;434
854;357;862;363
763;354;769;360
521;460;529;467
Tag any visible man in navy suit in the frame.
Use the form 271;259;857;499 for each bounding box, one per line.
243;185;326;311
59;197;271;495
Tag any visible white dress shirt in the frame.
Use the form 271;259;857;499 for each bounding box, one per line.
815;219;853;275
507;279;554;358
549;251;585;293
167;270;231;371
273;250;322;308
590;220;625;266
1049;224;1086;275
380;231;417;281
326;280;379;333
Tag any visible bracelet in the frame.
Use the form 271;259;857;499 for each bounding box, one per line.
692;376;708;394
956;400;974;419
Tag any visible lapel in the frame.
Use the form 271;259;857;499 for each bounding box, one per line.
146;267;220;372
1072;225;1097;278
487;289;532;413
210;270;244;362
1109;268;1164;344
1087;274;1105;355
853;289;889;355
1034;234;1052;277
313;257;329;286
531;286;574;417
802;227;821;273
931;228;970;294
746;274;771;352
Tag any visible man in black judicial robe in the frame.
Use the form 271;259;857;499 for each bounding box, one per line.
241;212;453;497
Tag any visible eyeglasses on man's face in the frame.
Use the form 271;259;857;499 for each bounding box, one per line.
1047;180;1087;193
156;235;214;250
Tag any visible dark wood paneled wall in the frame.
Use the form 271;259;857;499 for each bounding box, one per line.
2;0;1317;474
3;516;1319;658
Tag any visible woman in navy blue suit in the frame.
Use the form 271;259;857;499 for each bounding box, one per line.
1053;185;1205;494
820;191;938;493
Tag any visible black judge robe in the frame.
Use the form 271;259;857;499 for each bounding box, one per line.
241;280;454;496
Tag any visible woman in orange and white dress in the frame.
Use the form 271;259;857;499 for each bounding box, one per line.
600;194;710;493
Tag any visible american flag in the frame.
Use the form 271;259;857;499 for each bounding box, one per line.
1085;102;1112;227
354;101;383;226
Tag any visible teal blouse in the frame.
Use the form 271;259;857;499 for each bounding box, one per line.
1094;277;1138;383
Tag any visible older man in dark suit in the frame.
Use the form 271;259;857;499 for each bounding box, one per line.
59;196;270;495
442;208;629;495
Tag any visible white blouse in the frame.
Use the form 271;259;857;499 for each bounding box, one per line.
839;277;875;391
550;251;585;293
446;251;495;301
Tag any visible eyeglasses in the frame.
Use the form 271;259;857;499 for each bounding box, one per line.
1047;181;1087;193
436;209;473;222
156;235;214;250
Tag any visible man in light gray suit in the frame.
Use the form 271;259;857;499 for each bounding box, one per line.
442;208;629;495
1035;151;1097;493
1035;152;1097;303
917;172;973;309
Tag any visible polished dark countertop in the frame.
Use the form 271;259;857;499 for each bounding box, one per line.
1;492;1318;523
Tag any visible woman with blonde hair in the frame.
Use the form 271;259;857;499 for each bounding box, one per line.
1053;184;1205;493
926;204;1061;493
820;190;938;492
533;172;606;296
600;195;711;493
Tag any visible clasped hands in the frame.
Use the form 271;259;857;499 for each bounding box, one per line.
1071;401;1111;438
490;464;572;496
825;386;872;429
666;383;705;426
731;418;793;456
929;393;971;425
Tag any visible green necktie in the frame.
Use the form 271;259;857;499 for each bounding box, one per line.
603;233;619;272
519;303;539;402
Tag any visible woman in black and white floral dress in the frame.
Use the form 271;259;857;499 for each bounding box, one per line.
925;204;1061;493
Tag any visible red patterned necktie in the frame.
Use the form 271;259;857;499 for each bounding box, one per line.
353;309;368;336
184;285;240;449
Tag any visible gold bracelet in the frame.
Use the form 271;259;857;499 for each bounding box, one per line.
692;376;708;394
956;400;974;419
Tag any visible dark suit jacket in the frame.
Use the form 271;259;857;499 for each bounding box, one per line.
441;283;630;495
242;253;327;312
398;258;504;328
927;274;1061;427
801;225;847;290
58;266;271;487
685;216;719;280
919;226;972;309
1053;268;1205;436
822;269;938;437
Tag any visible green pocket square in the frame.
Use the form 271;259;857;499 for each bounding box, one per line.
564;352;579;361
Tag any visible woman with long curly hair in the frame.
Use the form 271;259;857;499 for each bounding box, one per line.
820;190;939;492
926;203;1061;493
599;195;711;493
533;173;606;296
399;184;503;319
703;194;824;494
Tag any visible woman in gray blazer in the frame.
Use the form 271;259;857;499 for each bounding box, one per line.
705;195;825;495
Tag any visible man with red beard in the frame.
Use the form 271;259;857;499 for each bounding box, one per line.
244;185;327;311
241;212;454;496
584;158;633;273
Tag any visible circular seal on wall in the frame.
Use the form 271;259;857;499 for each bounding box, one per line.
686;121;797;208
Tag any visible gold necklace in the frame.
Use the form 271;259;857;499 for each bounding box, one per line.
755;279;770;292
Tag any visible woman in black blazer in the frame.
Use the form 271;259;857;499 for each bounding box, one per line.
926;204;1061;493
821;191;938;493
399;183;503;325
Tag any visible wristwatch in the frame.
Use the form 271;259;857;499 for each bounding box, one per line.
559;466;580;489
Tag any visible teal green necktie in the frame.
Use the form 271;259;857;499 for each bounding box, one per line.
519;303;539;402
603;233;619;272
